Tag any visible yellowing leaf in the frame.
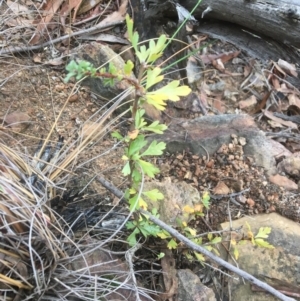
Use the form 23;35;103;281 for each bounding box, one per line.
182;221;187;227
194;251;205;262
211;237;222;244
146;67;164;90
254;238;274;249
186;227;196;236
157;231;171;239
145;93;168;110
255;227;272;239
147;80;191;102
183;205;195;214
139;197;148;210
194;204;203;213
231;239;237;246
233;247;239;260
167;239;178;249
124;60;134;75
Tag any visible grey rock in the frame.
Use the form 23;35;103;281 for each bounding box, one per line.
220;213;300;301
143;180;202;227
177;269;216;301
150;114;291;175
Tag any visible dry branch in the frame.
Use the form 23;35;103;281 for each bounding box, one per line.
179;0;300;47
97;176;296;301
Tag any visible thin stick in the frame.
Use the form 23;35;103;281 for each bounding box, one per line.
0;21;124;55
96;176;296;301
140;209;296;301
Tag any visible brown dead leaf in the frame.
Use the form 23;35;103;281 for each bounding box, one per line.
0;111;31;132
60;0;84;26
250;90;272;114
213;181;230;195
263;110;297;129
96;0;128;27
271;76;281;90
128;129;139;139
200;51;240;65
78;0;103;15
272;61;287;78
288;93;300;110
239;95;257;110
277;59;298;78
269;174;298;190
213;98;226;113
29;0;64;45
212;58;225;72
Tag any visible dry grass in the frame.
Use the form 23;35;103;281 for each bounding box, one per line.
0;83;153;300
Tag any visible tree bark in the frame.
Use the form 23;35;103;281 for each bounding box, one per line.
179;0;300;47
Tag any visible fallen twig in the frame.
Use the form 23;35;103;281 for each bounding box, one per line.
97;176;296;301
0;21;124;56
140;209;296;301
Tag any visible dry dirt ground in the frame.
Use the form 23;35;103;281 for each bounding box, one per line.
1;8;300;299
1;36;299;229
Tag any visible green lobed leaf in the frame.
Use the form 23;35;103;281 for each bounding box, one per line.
127;227;140;246
111;131;123;140
109;62;117;75
144;93;168;110
124;60;134;75
128;135;148;157
135;109;147;129
126;14;134;42
202;191;210;209
139;222;160;237
137;45;150;63
142;189;164;201
122;161;131;176
157;252;165;259
138;159;160;178
146;67;164;90
140;141;166;157
145;121;167;134
211;237;222;244
129;194;139;211
147;35;167;63
132;167;142;183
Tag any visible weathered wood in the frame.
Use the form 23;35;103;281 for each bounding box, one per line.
179;0;300;47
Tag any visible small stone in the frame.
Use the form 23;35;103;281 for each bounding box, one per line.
55;84;65;92
246;198;255;207
68;94;78;102
269;174;298;190
238;137;246;146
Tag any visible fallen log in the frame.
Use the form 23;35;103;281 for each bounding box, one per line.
179;0;300;47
